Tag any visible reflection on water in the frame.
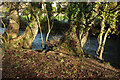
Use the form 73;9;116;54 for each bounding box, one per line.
1;28;120;68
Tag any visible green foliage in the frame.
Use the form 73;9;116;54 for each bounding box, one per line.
106;62;111;66
81;65;84;68
2;52;5;57
55;16;65;21
60;59;64;63
99;2;120;35
65;2;101;31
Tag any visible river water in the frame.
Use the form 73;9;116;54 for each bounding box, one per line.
1;28;120;68
84;36;120;68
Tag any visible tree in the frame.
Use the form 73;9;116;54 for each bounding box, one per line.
30;2;55;49
56;2;100;56
2;2;39;49
2;2;20;42
2;2;57;50
96;2;120;59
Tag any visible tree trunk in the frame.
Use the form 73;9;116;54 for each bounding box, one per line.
96;17;105;57
36;14;44;49
54;3;99;56
96;5;119;59
99;28;111;59
3;20;38;49
56;22;90;56
96;16;111;60
3;10;19;40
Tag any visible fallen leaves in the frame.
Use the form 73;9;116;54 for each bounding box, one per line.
2;49;120;79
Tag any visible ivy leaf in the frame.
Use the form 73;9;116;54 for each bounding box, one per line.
60;59;64;63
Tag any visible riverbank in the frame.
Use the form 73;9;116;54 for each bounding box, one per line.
2;49;120;79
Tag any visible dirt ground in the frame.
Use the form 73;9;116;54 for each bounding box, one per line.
2;49;120;79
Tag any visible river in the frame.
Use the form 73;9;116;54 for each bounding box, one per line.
1;28;120;69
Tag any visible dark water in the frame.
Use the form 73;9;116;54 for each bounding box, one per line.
1;28;120;69
84;36;120;69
